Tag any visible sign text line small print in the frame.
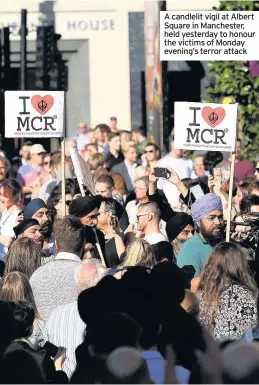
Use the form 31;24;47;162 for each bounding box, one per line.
5;91;64;139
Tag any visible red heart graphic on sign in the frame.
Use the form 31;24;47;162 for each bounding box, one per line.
201;107;226;128
31;95;54;116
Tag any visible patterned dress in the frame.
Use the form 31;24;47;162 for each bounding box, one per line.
197;284;258;340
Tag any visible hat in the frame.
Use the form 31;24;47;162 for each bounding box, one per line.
24;198;48;219
69;196;102;218
191;193;223;222
13;219;39;238
166;213;194;242
30;144;47;155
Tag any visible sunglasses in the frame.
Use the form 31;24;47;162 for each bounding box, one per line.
136;212;154;220
256;168;259;173
87;214;99;220
56;200;72;207
144;150;155;154
44;161;50;165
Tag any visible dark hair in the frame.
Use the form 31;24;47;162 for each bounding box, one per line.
5;238;42;279
132;126;146;137
0;179;23;205
250;181;259;193
96;175;115;189
94;124;110;134
47;180;74;215
87;312;140;355
53;215;85;254
145;142;159;151
237;138;242;144
240;194;259;215
0;301;14;356
203;151;224;173
8;301;35;339
22;141;32;148
108;132;120;142
101;198;116;216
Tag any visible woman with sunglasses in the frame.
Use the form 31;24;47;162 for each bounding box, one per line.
47;184;74;218
97;198;125;268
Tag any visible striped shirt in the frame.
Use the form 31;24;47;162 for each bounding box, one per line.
45;301;86;379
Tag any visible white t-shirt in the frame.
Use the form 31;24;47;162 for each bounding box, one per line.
74;133;89;151
157;155;193;206
0;207;20;237
144;232;168;245
0;207;20;260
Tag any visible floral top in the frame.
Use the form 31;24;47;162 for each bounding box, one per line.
197;284;258;340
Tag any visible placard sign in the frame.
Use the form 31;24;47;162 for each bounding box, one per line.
5;91;64;138
174;102;238;152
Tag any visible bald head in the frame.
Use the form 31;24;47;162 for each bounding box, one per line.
137;202;161;234
79;121;87;134
138;202;160;217
102;347;151;384
222;341;259;383
74;259;107;294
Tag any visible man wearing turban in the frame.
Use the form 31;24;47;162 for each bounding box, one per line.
166;213;194;258
177;193;224;277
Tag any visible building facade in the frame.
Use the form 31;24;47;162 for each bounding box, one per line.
1;0;219;138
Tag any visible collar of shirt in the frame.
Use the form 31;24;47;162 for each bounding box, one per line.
55;252;82;262
124;159;138;169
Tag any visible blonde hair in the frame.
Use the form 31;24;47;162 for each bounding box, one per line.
89;153;105;171
121;239;156;269
122;141;136;155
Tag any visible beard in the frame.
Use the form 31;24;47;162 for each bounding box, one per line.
40;220;53;239
199;221;225;247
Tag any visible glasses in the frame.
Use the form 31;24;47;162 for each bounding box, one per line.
57;200;72;207
144;150;155;154
136;212;154;220
256;168;259;173
87;214;99;220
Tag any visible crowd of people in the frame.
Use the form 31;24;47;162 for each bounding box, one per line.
1;119;259;383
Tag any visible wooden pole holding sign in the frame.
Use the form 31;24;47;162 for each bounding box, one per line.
61;138;66;217
225;152;236;242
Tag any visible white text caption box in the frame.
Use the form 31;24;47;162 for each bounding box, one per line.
160;11;259;61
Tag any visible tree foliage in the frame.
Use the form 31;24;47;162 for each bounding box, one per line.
204;1;259;161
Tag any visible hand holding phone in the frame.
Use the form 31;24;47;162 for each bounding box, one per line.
154;167;171;179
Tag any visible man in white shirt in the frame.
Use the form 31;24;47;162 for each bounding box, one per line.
157;140;193;208
74;122;89;152
45;259;107;378
191;155;210;179
30;216;85;319
136;201;168;245
111;141;139;193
